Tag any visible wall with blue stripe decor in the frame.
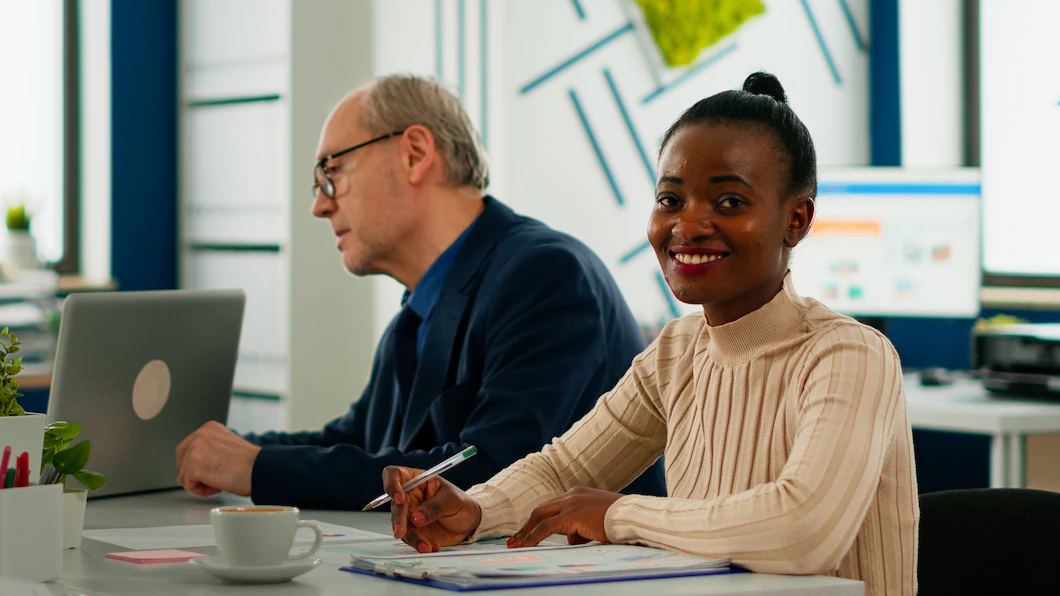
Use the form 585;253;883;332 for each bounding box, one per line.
376;0;874;328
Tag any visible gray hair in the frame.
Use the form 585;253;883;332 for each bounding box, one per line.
360;74;489;190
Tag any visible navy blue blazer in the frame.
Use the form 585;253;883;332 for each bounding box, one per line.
247;197;665;508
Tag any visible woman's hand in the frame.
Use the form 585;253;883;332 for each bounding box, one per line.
383;465;483;553
508;487;623;548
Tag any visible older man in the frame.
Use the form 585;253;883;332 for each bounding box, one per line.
175;74;664;509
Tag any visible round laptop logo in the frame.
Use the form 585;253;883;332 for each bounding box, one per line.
132;359;171;421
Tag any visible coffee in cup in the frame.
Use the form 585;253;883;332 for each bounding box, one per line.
210;505;323;567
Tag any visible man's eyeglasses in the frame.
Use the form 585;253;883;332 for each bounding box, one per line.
312;130;405;199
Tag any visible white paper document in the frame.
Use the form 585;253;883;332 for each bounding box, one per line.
324;536;568;560
342;543;730;588
83;521;388;550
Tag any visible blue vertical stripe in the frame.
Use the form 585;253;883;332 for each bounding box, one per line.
480;0;488;149
654;271;681;319
837;0;867;52
799;0;842;85
869;0;901;165
458;0;466;98
570;0;586;20
619;241;652;265
111;0;177;291
435;0;443;79
604;68;656;184
569;89;625;207
519;22;634;95
641;42;738;104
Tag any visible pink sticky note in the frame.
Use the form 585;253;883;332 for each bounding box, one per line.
106;549;208;564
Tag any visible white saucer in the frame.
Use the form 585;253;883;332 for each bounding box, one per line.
190;555;322;583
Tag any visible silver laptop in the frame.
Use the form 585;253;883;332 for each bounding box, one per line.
46;289;245;498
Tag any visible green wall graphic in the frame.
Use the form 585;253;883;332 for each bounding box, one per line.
634;0;765;67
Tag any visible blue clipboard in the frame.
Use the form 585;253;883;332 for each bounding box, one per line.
340;565;747;591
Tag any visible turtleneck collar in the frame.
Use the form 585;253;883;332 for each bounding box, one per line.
700;272;807;365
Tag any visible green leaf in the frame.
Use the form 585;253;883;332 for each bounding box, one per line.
7;346;18;354
46;422;81;440
53;440;91;474
41;451;55;469
72;470;107;491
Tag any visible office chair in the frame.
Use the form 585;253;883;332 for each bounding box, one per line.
918;488;1060;595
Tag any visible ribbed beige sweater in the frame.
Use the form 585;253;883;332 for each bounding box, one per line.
467;275;918;596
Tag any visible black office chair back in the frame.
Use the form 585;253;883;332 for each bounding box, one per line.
919;488;1060;595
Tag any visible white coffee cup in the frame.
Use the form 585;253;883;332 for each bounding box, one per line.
210;505;323;567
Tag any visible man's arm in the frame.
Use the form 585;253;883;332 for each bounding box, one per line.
249;246;637;509
243;393;370;448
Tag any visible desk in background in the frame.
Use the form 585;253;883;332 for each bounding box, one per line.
905;374;1060;489
49;490;863;595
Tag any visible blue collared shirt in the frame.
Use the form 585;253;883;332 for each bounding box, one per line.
401;218;478;357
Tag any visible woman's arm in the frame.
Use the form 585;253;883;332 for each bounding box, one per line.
466;336;677;540
604;324;904;575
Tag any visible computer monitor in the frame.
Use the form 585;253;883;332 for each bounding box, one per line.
47;289;245;498
789;167;981;318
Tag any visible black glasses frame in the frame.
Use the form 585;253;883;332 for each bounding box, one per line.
312;130;405;199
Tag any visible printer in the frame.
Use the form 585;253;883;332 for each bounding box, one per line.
973;323;1060;395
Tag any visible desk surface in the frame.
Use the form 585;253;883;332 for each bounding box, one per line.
904;375;1060;434
49;490;863;595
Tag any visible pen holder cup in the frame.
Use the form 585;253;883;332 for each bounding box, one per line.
0;483;63;581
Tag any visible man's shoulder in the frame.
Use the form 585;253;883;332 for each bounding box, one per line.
484;213;602;275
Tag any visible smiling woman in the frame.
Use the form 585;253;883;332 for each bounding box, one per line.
648;71;817;325
381;72;919;596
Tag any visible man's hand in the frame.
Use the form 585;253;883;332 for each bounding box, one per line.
383;465;483;553
507;487;623;548
176;421;261;497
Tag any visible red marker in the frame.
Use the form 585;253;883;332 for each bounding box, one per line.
0;446;11;487
14;452;29;488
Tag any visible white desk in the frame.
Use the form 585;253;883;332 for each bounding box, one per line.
905;374;1060;488
47;490;863;595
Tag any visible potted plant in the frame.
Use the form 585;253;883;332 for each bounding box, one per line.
0;328;46;485
5;204;37;269
41;422;107;548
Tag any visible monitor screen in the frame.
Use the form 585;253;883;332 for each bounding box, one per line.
789;167;981;318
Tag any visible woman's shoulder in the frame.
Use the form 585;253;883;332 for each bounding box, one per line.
798;299;901;363
656;312;707;346
634;313;705;367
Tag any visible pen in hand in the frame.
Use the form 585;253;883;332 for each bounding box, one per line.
363;445;478;511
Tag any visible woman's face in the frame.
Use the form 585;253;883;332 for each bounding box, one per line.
648;121;813;325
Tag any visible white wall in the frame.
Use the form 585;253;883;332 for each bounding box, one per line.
374;0;871;330
0;0;64;263
899;0;963;167
79;0;111;285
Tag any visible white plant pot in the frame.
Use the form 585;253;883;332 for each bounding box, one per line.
0;412;45;484
62;488;87;549
5;230;37;269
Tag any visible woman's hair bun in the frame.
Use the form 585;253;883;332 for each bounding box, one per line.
742;71;787;104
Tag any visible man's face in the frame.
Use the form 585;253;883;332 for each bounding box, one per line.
311;93;416;276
